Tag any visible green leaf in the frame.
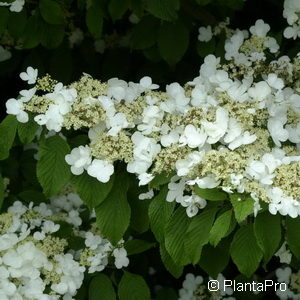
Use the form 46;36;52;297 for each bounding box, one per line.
17;116;39;144
165;206;191;265
194;186;227;201
0;7;9;35
157;21;189;66
108;0;130;21
148;186;175;242
286;217;300;261
39;0;64;25
149;171;174;189
86;3;103;38
230;224;263;277
37;136;71;196
130;16;159;50
209;210;233;246
254;212;281;264
0;115;18;160
7;10;27;39
22;14;41;49
71;172;114;208
146;0;179;21
199;238;231;278
128;178;150;233
118;272;151;300
184;207;218;264
125;239;156;255
39;22;65;49
230;193;254;223
89;274;116;300
160;244;183;278
95;173;130;244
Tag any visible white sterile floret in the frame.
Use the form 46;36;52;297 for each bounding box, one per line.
138;105;164;134
113;248;129;269
106;112;129;136
87;159;114;183
85;232;102;250
266;73;285;90
5;98;29;122
268;187;300;218
276;267;292;284
167;176;186;202
178;273;203;300
127;132;161;175
138;173;154;186
178;194;207;217
19;66;38;84
34;84;77;132
249;19;270;38
187;174;220;189
179;124;207;148
176;151;205;176
201;107;229;144
69;28;84;48
284;24;300;39
19;87;36;102
198;25;213;42
139;76;159;90
248;81;271;104
65;145;92;175
138;189;154;200
275;242;292;264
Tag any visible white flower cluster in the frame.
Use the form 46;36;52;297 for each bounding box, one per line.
0;0;24;12
276;267;300;300
283;0;300;39
5;15;300;219
0;192;129;299
179;273;235;300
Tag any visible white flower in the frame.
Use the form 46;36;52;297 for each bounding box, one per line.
19;87;36;102
139;76;159;90
19;66;38;84
284;24;300;39
266;73;284;90
201;107;229;144
5;98;28;123
248;81;271;102
275;242;292;264
10;0;25;12
69;28;84;48
106;112;129;136
138;173;154;186
139;189;154;200
113;248;129;269
198;25;213;42
276;267;291;284
87;159;114;183
85;232;102;250
167;177;186;202
187;174;220;189
65;145;92;175
179;194;207;217
176;151;205;177
249;19;270;37
179;125;207;148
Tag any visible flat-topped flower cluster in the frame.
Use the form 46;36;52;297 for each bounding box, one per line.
5;17;300;219
0;191;129;300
